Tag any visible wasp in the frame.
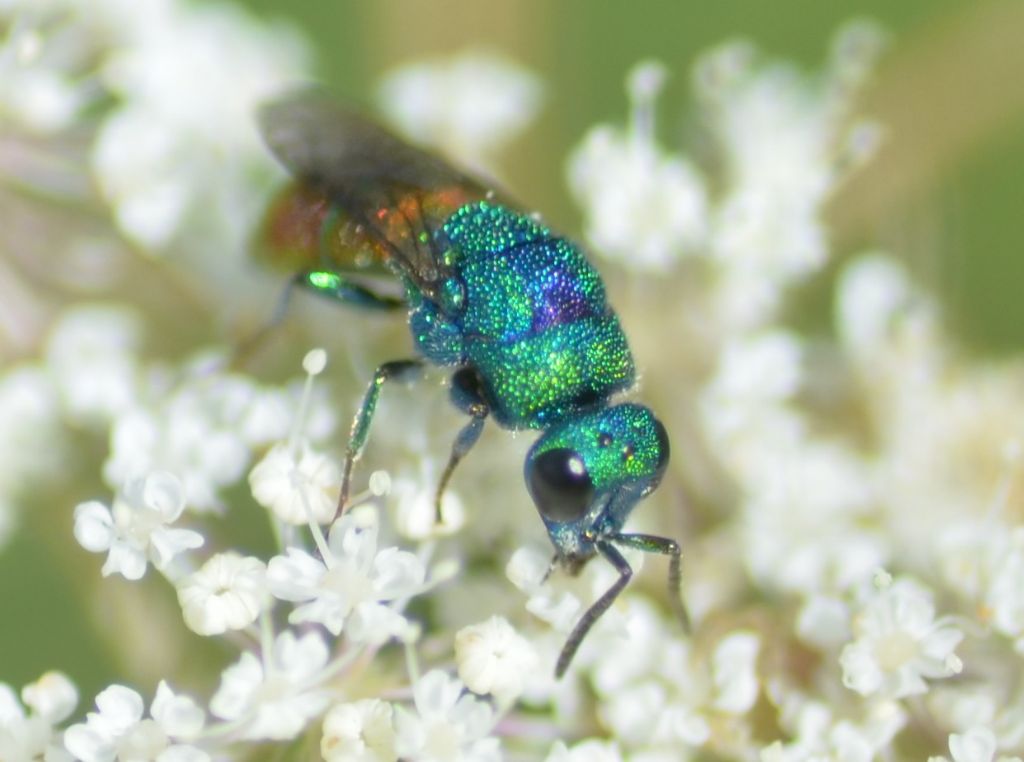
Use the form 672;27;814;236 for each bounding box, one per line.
258;92;689;676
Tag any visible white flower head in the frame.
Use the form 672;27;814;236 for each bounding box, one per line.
90;1;309;250
937;520;1005;604
110;358;333;512
63;682;206;762
927;686;1000;738
698;44;829;247
455;615;539;703
506;544;631;655
177;552;268;636
249;440;341;525
394;670;500;762
545;739;624;762
766;697;907;762
0;672;77;762
985;527;1024;645
210;629;330;741
74;471;203;580
0;3;90;134
835;254;914;359
591;607;761;752
797;594;852;650
568;61;707;271
104;372;286;513
388;463;466;541
267;506;425;642
693;28;882;327
44;304;142;425
321;699;397;762
945;725;1024;762
840;577;963;698
711;631;761;714
377;50;542;169
704;330;803;415
737;441;882;597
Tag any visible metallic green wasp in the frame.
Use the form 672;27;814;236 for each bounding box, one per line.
258;92;689;676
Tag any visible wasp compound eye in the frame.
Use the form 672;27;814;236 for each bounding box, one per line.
527;448;594;523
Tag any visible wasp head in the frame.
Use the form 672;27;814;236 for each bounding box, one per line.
524;403;670;563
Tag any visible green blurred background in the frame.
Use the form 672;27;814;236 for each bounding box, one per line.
4;0;1024;708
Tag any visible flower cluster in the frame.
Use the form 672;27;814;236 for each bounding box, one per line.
550;17;1024;762
3;3;1024;760
376;50;543;173
59;347;523;758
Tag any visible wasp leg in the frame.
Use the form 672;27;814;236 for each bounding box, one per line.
540;553;559;585
434;409;488;524
556;541;632;678
609;532;691;634
335;359;425;522
232;270;405;369
433;368;491;523
298;269;407;311
230;272;304;369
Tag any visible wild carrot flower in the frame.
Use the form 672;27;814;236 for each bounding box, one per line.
5;4;1023;760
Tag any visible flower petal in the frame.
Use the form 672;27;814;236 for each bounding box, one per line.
73;502;115;553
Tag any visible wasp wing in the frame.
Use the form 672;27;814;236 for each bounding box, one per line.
259;90;501;299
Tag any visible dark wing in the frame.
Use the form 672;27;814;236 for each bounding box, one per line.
259;90;500;299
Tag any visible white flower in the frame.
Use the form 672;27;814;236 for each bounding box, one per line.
937;520;1005;604
377;50;542;169
698;328;884;601
545;739;624;762
394;671;500;762
455;616;539;702
711;631;761;713
701;331;803;444
104;371;292;512
0;5;89;133
943;726;1023;762
951;727;998;762
568;61;707;270
63;682;206;762
0;672;77;762
388;464;466;540
835;254;915;359
840;578;963;698
209;630;330;741
986;527;1024;646
740;442;883;596
19;672;78;726
588;604;760;752
506;544;619;638
928;687;1000;738
700;34;872;265
765;698;907;762
695;24;884;326
796;594;852;649
321;699;397;762
249;440;340;525
177;552;267;636
91;0;309;249
44;304;141;425
267;506;425;642
700;336;884;600
74;471;203;580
